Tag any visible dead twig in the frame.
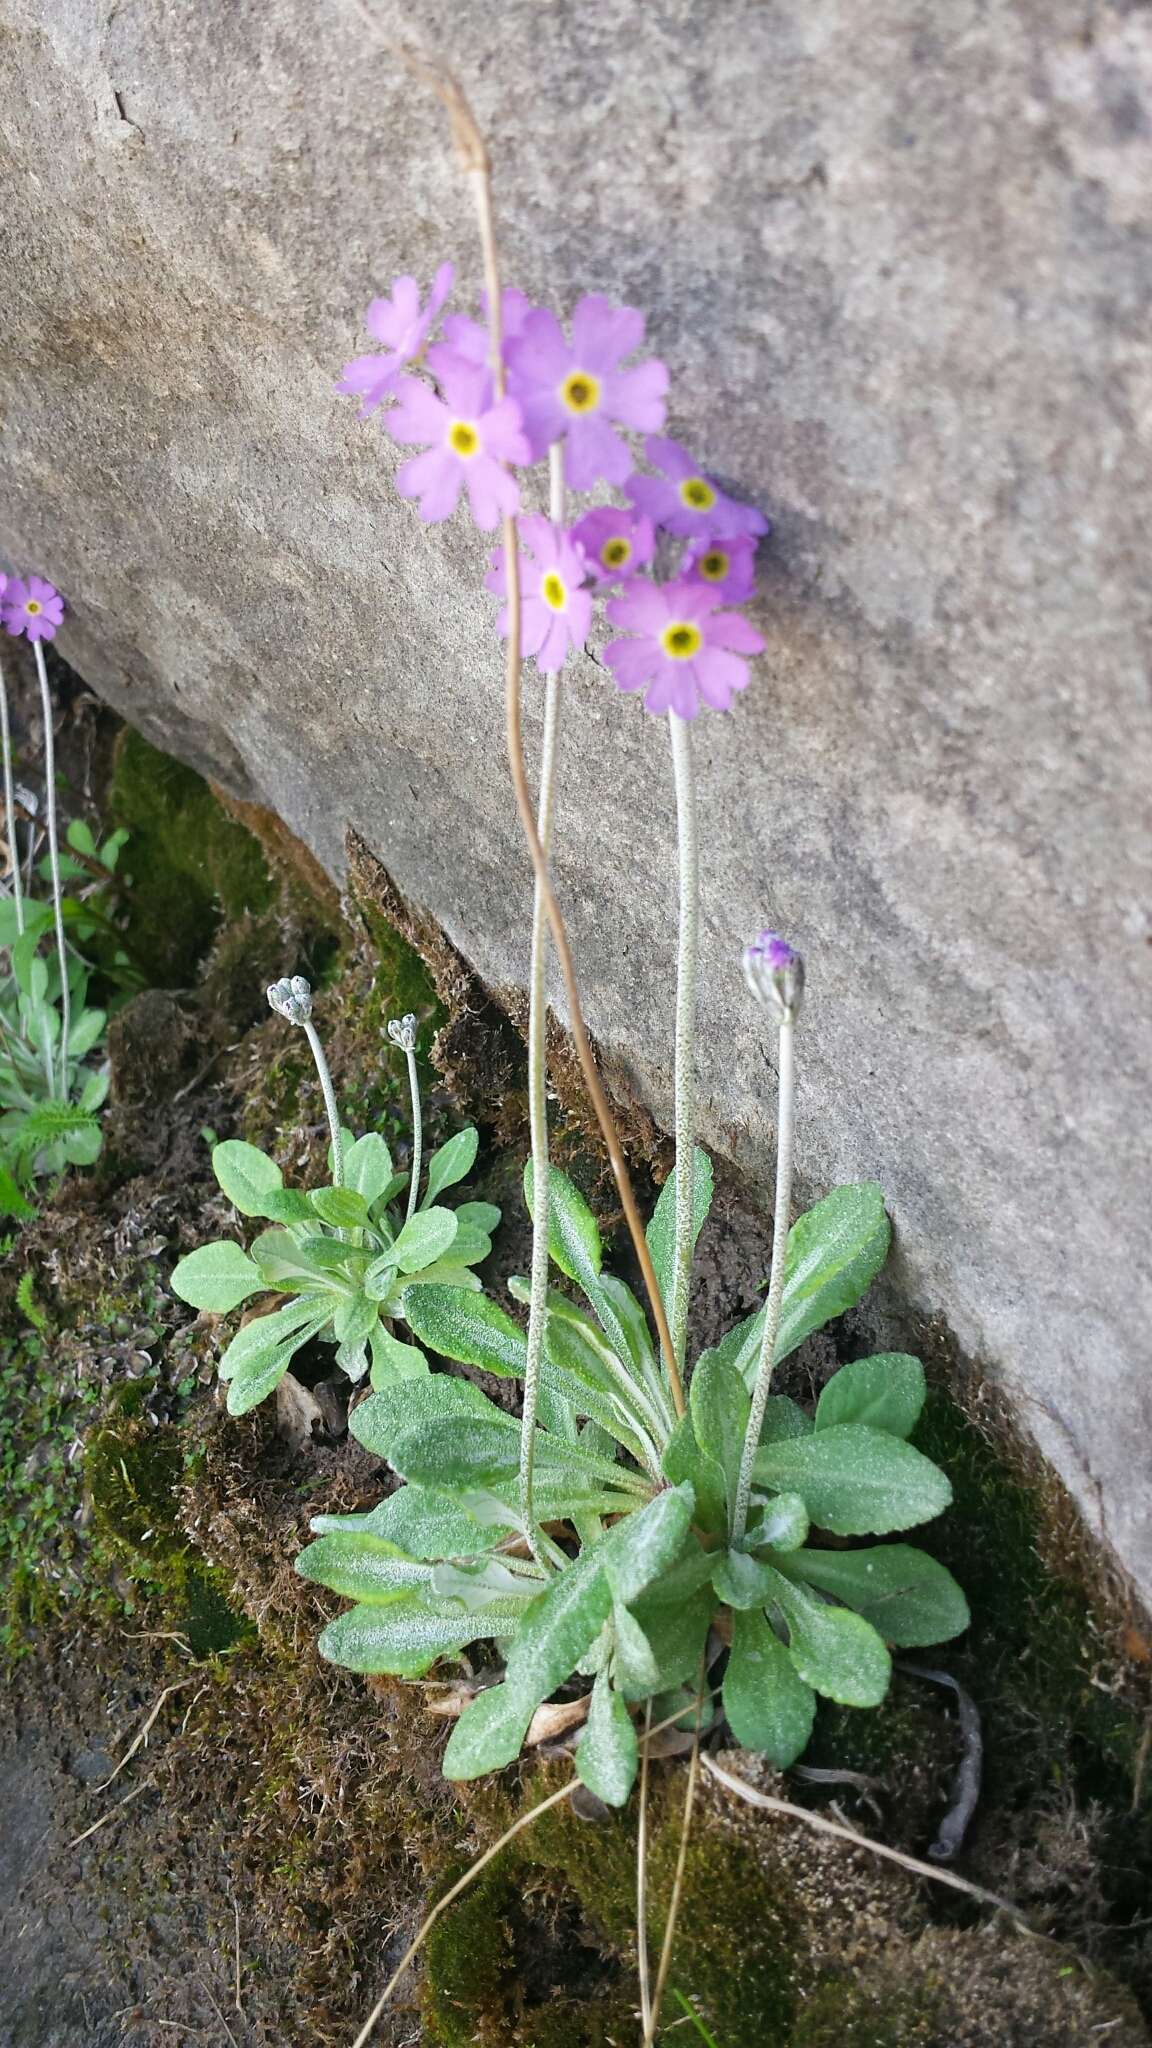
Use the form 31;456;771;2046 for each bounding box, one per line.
94;1678;198;1793
68;1775;155;1848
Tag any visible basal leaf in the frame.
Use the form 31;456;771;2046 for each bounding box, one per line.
602;1482;695;1607
422;1126;480;1206
333;1289;379;1352
754;1424;952;1536
350;1374;507;1460
662;1411;727;1535
723;1607;815;1765
318;1593;516;1679
747;1491;809;1553
455;1200;502;1235
212;1139;284;1218
689;1353;750;1516
310;1185;372;1230
764;1566;891;1707
296;1534;436;1603
502;1542;612;1713
443;1682;534;1779
309;1482;500;1559
577;1671;638;1807
815;1353;926;1439
646;1146;713;1313
170;1239;263;1314
391;1206;459;1274
368;1323;429;1388
524;1159;602;1286
343;1132;395;1207
780;1544;969;1647
404;1284;527;1378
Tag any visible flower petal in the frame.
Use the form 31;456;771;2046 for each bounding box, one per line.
564;412;632;490
603;357;668;433
396;447;461;522
570;293;645;371
604;636;656;693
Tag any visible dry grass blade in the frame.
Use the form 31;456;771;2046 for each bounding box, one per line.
644;1686;704;2046
94;1678;198;1793
637;1699;653;2034
68;1775;155;1849
702;1755;1035;1930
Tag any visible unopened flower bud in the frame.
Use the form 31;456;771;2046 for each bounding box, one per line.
387;1012;418;1053
743;930;804;1024
267;974;313;1027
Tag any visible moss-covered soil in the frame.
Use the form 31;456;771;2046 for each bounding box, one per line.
1;680;1150;2047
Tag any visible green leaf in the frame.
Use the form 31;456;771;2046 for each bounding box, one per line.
662;1412;727;1535
754;1424;952;1536
448;1223;495;1268
779;1545;969;1647
261;1188;316;1224
212;1140;284;1218
310;1185;372;1230
455;1200;502;1235
218;1298;329;1415
170;1240;263;1313
333;1289;379;1352
343;1132;396;1207
689;1353;750;1516
310;1482;500;1559
296;1534;436;1603
602;1483;696;1607
762;1566;891;1706
443;1682;534;1779
0;1166;36;1220
368;1324;429;1388
723;1608;816;1765
646;1147;713;1311
363;1249;401;1301
712;1548;780;1610
350;1373;507;1459
319;1593;519;1679
577;1671;638;1806
67;1006;107;1059
422;1125;480;1206
611;1604;662;1693
502;1542;612;1713
815;1354;926;1439
403;1284;527;1378
619;1554;716;1701
748;1492;809;1553
248;1228;340;1291
524;1159;602;1286
774;1182;891;1362
391;1206;459;1273
393;1415;645;1500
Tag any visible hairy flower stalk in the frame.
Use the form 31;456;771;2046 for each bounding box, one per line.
0;651;25;937
32;643;69;1093
267;976;344;1186
731;934;805;1546
387;1013;423;1220
668;711;698;1371
520;441;566;1560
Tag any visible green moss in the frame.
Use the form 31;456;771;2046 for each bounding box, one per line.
424;1863;517;2046
109;727;276;985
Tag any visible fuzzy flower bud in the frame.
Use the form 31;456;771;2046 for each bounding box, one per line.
267;974;313;1027
387;1012;418;1053
743;931;804;1024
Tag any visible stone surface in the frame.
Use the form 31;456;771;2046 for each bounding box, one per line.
1;4;1150;1594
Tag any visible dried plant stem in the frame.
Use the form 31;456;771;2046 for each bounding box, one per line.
668;711;698;1373
520;441;566;1561
731;1013;796;1544
32;641;69;1092
636;1699;654;2034
402;1039;423;1221
302;1017;344;1186
0;653;26;936
348;1778;577;2047
701;1755;1034;1928
644;1685;704;2048
452;77;683;1417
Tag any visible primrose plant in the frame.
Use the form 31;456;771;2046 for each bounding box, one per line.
170;984;501;1414
293;228;968;1844
0;572;115;1213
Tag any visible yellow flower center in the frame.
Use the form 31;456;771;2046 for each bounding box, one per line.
679;477;716;511
25;599;42;615
661;621;702;661
697;550;729;582
601;537;631;569
560;370;601;415
542;572;567;612
448;420;480;458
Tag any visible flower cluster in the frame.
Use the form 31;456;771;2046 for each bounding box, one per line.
1;573;64;644
338;268;768;719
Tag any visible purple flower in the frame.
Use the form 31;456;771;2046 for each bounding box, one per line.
336;262;454;417
436;287;536;372
743;931;805;1022
385;359;531;530
683;534;758;604
2;575;65;644
604;578;764;719
485;516;592;671
507;295;668;490
628;437;768;540
569;506;656;586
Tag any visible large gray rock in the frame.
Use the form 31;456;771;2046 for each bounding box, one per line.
2;3;1150;1595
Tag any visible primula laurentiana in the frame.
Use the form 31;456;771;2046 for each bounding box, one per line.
437;286;535;369
486;516;592;672
507;295;668;489
604;577;765;719
744;930;805;1022
628;436;769;540
2;575;64;644
336;263;454;417
570;505;656;586
386;359;531;530
683;534;758;605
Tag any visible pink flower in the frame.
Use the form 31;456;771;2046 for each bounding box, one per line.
485;516;592;671
435;288;536;373
385;359;531;530
569;506;655;586
627;437;768;540
2;575;65;644
336;262;454;417
507;295;668;490
604;578;764;719
682;534;758;603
